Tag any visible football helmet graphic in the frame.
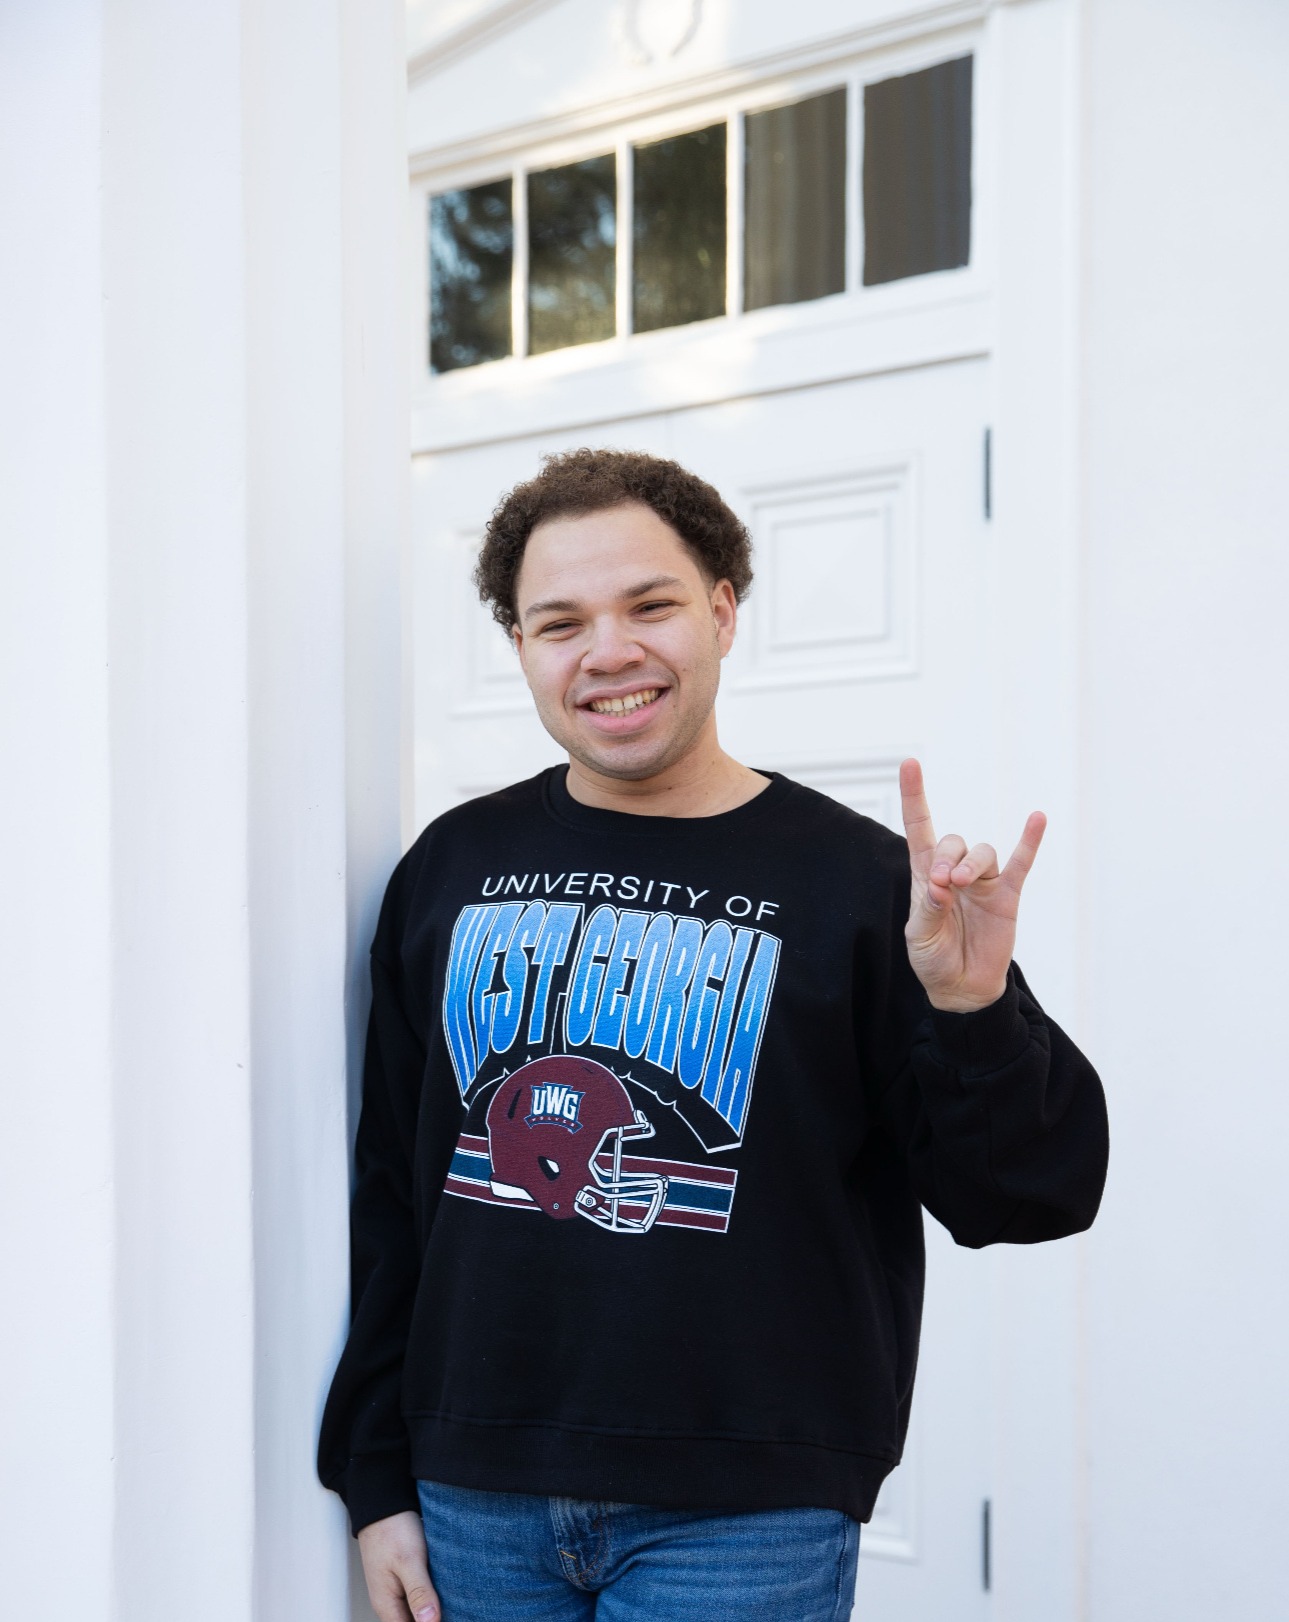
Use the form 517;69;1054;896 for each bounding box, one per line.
485;1055;668;1234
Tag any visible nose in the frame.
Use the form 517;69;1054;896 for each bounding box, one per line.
581;613;644;674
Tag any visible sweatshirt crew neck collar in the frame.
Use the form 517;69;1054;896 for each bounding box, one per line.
542;762;793;834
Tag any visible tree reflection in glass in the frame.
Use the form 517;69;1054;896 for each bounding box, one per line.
633;125;727;334
744;88;847;312
527;155;617;355
429;179;514;373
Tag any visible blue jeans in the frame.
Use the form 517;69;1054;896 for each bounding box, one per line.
417;1480;859;1622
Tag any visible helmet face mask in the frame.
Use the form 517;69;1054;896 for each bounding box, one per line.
486;1056;669;1234
573;1111;668;1234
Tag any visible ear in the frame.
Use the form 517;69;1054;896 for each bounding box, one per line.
511;623;527;675
710;579;738;658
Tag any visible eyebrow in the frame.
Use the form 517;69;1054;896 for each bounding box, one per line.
522;574;686;623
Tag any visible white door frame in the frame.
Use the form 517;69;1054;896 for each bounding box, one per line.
404;1;1086;1615
984;3;1087;1619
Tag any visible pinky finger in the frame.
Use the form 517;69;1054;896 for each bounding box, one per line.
1002;811;1047;889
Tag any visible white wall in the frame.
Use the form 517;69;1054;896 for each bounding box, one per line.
1081;2;1289;1618
0;3;407;1618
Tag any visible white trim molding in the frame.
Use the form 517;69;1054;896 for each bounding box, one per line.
408;0;565;84
411;0;995;180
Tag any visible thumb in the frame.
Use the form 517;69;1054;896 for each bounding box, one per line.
398;1560;440;1622
907;872;953;944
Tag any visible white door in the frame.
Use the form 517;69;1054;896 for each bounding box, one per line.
412;352;996;1620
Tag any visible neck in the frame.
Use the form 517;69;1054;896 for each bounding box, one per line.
564;729;769;819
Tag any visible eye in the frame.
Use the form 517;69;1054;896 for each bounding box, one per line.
538;619;578;636
636;599;676;615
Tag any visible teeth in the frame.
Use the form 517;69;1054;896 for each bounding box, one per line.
589;687;660;715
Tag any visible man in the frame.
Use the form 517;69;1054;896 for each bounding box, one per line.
318;448;1108;1622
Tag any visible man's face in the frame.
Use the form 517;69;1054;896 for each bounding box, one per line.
512;502;737;783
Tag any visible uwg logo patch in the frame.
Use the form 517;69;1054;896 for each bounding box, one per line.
524;1083;585;1133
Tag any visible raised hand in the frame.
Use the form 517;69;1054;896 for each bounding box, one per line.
899;758;1046;1014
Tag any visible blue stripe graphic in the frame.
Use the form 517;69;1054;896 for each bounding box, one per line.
449;1148;491;1183
661;1181;732;1214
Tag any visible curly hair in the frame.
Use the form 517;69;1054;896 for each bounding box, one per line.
474;447;754;634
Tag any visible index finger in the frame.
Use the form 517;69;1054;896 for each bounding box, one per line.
899;757;937;861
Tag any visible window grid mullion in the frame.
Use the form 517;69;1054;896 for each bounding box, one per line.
726;112;744;319
616;138;633;339
847;73;864;293
512;165;529;359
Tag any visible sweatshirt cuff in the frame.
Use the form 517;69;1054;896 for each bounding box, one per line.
925;969;1029;1074
340;1447;421;1537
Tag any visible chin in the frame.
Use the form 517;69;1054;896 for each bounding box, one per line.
563;725;694;782
573;744;676;782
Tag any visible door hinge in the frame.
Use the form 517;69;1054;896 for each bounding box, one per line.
982;1497;992;1592
983;427;993;521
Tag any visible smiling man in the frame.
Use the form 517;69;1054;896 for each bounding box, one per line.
318;448;1109;1622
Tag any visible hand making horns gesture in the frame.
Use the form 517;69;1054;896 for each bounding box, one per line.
899;758;1047;1014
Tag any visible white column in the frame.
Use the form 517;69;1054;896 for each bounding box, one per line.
0;6;115;1614
987;3;1086;1617
244;0;410;1616
103;1;257;1609
0;3;407;1617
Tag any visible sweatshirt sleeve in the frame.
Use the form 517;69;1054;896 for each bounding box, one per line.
866;857;1110;1249
316;948;426;1534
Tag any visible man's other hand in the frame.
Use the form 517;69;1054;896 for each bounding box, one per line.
899;758;1046;1014
356;1510;441;1622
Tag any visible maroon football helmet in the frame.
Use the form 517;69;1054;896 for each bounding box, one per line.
485;1054;668;1234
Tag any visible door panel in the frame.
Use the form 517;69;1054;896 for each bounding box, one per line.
674;362;994;1621
411;356;994;1619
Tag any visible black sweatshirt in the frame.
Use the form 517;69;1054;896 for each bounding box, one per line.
318;767;1108;1534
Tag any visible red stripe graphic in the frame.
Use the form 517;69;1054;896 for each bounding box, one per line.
594;1153;737;1186
457;1133;737;1189
444;1174;538;1210
444;1179;729;1232
448;1132;737;1231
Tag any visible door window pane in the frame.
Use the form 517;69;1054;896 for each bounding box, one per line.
633;124;727;334
430;179;514;374
744;88;847;312
527;154;617;356
862;55;972;286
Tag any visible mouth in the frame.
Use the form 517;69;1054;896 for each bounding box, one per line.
577;685;668;734
585;687;662;716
